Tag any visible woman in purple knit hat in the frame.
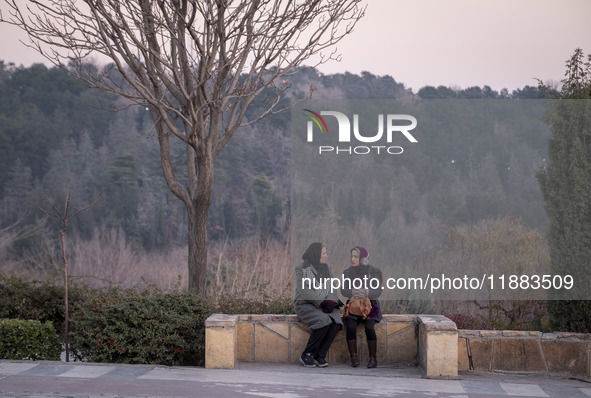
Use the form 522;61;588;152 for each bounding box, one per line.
341;246;383;368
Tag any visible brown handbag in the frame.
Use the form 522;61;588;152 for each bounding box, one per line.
345;299;372;319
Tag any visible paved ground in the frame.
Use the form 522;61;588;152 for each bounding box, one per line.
1;359;590;398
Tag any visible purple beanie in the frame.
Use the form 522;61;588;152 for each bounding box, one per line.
356;246;369;265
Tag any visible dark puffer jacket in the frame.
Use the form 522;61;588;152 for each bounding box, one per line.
341;264;383;322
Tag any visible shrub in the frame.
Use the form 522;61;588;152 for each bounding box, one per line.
0;272;87;335
0;318;62;360
70;288;211;366
1;271;295;367
444;313;487;330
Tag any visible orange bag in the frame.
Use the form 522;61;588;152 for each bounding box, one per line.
345;299;372;319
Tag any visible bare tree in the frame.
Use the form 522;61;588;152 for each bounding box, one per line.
1;0;365;293
30;189;102;362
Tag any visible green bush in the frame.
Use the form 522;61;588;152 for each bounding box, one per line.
1;271;295;367
548;300;591;333
0;318;62;360
70;289;212;366
0;272;87;335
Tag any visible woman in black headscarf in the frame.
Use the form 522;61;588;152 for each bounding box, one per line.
294;242;343;368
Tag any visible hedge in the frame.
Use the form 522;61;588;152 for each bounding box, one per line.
0;318;62;360
0;272;294;366
69;289;212;366
0;272;86;335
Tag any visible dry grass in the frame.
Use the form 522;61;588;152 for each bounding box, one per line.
69;227;189;291
207;238;292;299
0;226;293;297
0;218;551;329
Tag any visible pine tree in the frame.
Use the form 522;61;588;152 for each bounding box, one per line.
537;48;591;332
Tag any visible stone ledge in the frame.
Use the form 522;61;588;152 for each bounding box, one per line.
459;329;591;341
205;314;239;328
417;315;457;333
382;314;416;323
205;315;591;378
238;314;301;323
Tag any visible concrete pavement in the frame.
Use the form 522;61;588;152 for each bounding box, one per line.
1;359;590;397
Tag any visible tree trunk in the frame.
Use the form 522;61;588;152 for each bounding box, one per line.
60;230;69;362
186;151;214;293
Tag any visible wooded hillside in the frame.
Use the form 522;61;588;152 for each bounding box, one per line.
0;61;547;286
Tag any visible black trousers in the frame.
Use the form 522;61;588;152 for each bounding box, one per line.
303;322;341;360
345;317;377;341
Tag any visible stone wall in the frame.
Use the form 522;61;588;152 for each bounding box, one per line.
236;314;417;365
205;314;591;378
458;330;591;377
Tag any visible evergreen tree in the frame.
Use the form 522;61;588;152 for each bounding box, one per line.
251;174;276;239
537;48;591;332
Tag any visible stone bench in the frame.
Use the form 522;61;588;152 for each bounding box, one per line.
205;313;458;378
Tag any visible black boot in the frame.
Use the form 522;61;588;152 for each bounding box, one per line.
367;339;377;368
347;339;360;367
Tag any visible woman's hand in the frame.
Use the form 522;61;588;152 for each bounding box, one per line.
320;300;337;313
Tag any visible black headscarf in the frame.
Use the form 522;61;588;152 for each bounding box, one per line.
302;242;323;268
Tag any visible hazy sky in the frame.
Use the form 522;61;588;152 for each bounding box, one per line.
1;0;590;92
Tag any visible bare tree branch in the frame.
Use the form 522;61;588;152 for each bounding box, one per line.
30;189;102;362
3;0;366;292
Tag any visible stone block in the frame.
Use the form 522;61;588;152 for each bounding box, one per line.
386;324;417;364
458;338;469;371
254;323;289;362
418;315;458;378
375;322;387;363
459;330;480;337
382;314;415;323
467;338;493;371
480;330;500;337
542;340;588;376
290;324;311;363
420;330;458;378
418;315;457;332
327;330;349;364
249;314;270;322
205;313;238;328
237;322;253;361
556;332;583;339
387;323;411;335
261;321;289;339
502;330;527;337
492;339;546;372
205;327;236;369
